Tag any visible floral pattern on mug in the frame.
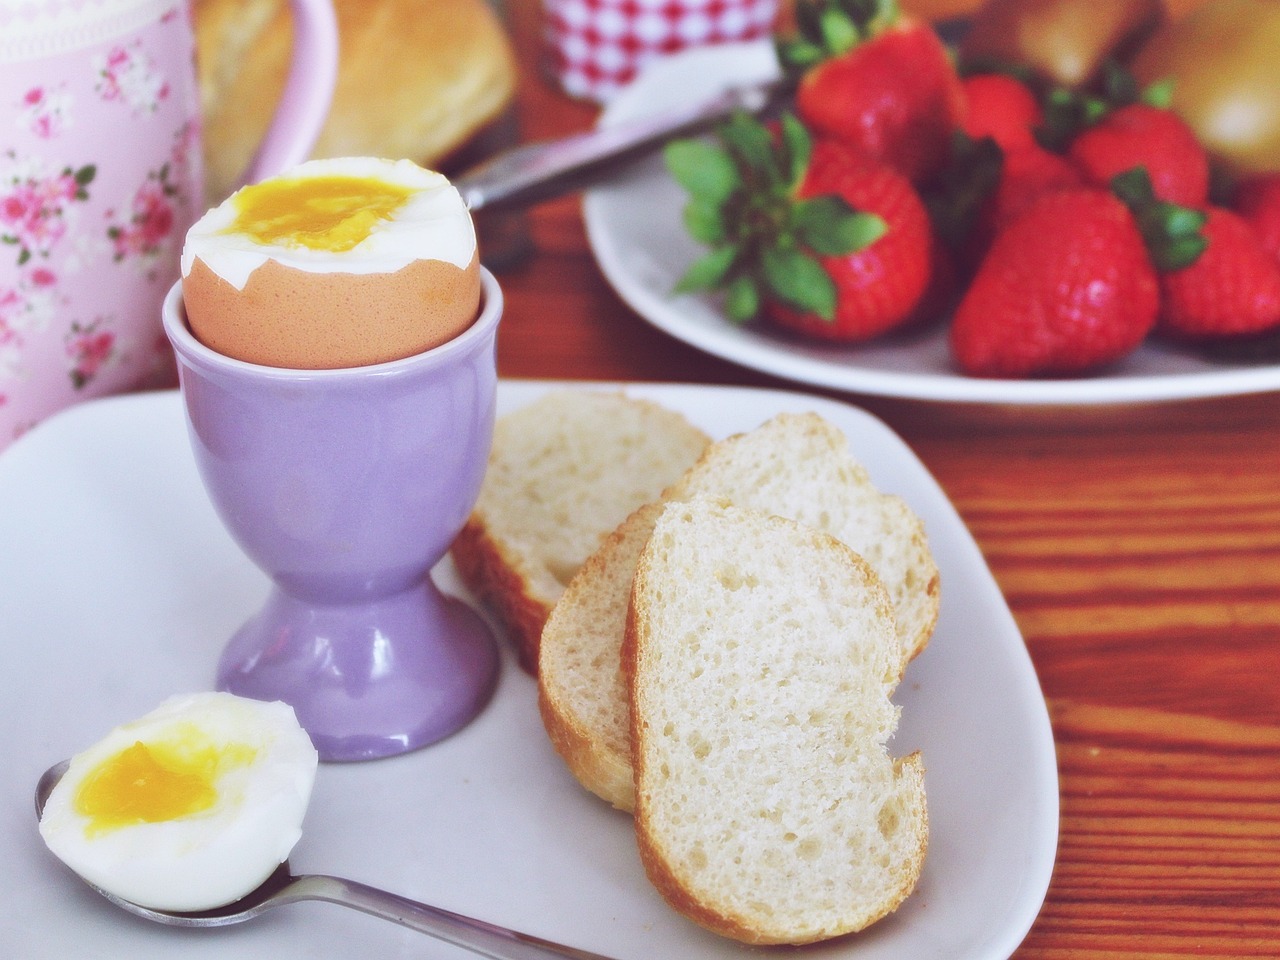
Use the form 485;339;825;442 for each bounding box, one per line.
19;84;72;139
105;123;193;272
0;153;95;266
65;316;119;389
94;42;170;115
0;265;58;340
107;165;178;266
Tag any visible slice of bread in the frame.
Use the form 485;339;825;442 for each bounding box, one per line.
665;412;939;666
538;411;938;810
538;501;662;809
627;500;928;945
450;391;710;672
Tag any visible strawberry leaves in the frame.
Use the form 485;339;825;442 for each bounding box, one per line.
1111;167;1207;271
778;0;900;73
665;111;887;323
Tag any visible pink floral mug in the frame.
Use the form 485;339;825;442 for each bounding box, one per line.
0;0;337;451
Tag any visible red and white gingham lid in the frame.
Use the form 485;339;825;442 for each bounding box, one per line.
543;0;780;103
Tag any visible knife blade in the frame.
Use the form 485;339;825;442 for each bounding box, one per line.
452;76;792;214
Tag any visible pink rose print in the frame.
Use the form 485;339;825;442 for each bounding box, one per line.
19;86;72;139
94;43;170;114
65;318;117;390
1;267;59;351
0;158;96;266
0;286;22;347
107;163;182;264
170;120;198;176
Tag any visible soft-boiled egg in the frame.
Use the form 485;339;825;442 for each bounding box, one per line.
180;156;480;369
38;692;318;913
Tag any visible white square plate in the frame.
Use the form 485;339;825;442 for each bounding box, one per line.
0;381;1057;959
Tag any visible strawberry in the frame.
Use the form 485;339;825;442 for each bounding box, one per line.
1233;174;1280;263
979;143;1085;245
778;0;965;184
950;188;1159;377
1109;168;1280;340
1067;103;1210;207
960;73;1042;152
664;111;931;342
1156;208;1280;339
924;135;1083;272
768;140;933;341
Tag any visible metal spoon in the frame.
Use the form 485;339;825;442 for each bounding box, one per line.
35;761;618;960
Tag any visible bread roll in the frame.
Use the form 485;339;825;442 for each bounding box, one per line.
959;0;1165;87
195;0;518;204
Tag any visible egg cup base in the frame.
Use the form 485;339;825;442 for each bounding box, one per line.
217;579;499;762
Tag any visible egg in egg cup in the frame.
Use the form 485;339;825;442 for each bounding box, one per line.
165;159;501;762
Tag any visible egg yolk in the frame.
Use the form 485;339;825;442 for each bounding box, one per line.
229;174;414;252
74;730;257;835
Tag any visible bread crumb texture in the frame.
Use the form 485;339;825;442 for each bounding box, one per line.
630;501;927;945
666;412;939;668
452;391;710;670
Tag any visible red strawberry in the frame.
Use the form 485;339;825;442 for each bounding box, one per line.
960;73;1043;152
1158;208;1280;339
979;143;1085;245
767;140;932;341
780;0;965;184
664;112;931;343
950;188;1159;377
925;136;1083;272
1067;103;1210;207
1233;174;1280;263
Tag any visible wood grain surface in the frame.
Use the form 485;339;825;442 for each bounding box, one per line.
494;2;1280;955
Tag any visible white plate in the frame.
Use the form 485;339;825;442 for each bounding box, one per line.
0;382;1057;959
583;41;1280;405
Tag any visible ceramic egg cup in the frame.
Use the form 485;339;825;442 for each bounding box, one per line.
162;271;502;762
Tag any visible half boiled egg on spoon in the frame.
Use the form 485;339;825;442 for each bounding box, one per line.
35;691;617;960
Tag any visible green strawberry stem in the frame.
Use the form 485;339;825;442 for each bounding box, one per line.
1111;167;1207;272
777;0;899;74
1037;62;1175;151
665;111;887;323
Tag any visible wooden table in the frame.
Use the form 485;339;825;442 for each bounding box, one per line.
490;3;1280;956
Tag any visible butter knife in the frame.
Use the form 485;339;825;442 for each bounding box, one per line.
452;77;791;214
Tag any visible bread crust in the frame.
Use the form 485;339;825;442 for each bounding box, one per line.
451;517;550;674
537;502;662;810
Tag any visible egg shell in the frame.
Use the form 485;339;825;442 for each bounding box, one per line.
38;692;318;913
180;156;481;369
183;252;481;369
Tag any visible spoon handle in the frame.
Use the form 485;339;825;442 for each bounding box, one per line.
287;874;622;960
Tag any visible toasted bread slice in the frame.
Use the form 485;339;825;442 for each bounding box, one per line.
538;412;937;809
627;500;927;945
451;391;710;672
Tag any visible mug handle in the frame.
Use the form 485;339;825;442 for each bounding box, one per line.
241;0;339;185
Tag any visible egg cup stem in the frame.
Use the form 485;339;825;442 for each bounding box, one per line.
162;271;504;762
217;578;497;761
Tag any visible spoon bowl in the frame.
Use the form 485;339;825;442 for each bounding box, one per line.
35;761;617;960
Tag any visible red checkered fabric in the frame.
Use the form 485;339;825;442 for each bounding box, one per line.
543;0;780;102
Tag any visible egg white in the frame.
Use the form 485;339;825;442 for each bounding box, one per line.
38;692;318;913
180;156;477;290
